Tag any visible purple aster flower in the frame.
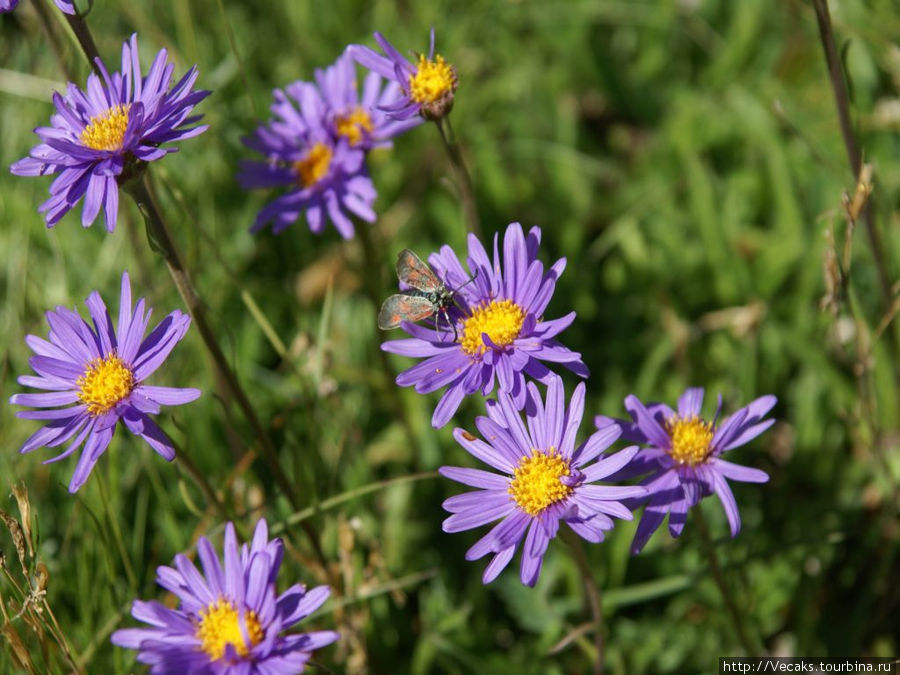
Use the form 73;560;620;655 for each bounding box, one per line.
238;80;375;239
10;33;209;232
596;387;776;554
111;518;339;673
9;272;200;493
382;222;589;428
350;27;458;121
440;376;646;587
0;0;20;12
314;49;421;151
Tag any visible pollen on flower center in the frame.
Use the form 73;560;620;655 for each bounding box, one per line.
408;54;457;104
293;142;333;188
459;299;525;356
195;597;265;662
76;354;135;416
79;104;132;151
335;107;374;146
508;449;573;516
666;416;714;466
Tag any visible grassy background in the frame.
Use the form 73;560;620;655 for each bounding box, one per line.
1;0;898;672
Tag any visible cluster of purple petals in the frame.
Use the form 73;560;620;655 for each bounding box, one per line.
238;50;420;238
111;519;339;673
10;33;209;232
440;376;646;586
349;27;454;120
596;388;776;553
9;272;200;492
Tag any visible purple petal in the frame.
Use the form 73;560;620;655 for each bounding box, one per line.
624;394;671;450
677;387;704;418
711;471;742;536
713;458;769;483
135;385;201;407
68;424;114;492
438;466;509;490
481;545;516;584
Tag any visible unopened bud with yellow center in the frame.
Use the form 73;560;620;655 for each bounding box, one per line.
293;142;333;188
80;104;132;152
459;299;525;357
408;54;457;120
508;449;573;516
76;354;135;416
666;416;714;466
195;597;265;662
335;107;374;146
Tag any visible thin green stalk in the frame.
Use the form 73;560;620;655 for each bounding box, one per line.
694;507;757;655
96;470;137;592
213;0;257;117
561;527;604;675
276;471;439;532
435;117;481;238
172;443;233;525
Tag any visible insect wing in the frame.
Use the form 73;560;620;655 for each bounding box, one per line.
396;249;442;293
377;294;437;330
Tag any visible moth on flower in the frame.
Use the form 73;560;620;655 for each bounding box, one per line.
378;249;478;339
381;222;588;428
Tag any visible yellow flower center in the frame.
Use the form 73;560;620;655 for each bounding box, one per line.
459;299;526;356
76;354;135;416
508;449;573;516
408;54;457;104
335;107;374;146
79;104;132;151
293;142;333;188
666;416;714;467
195;598;265;662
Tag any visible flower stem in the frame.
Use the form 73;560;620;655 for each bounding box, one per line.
123;178;290;497
60;9;101;75
123;175;332;574
95;470;138;592
435;117;481;239
694;507;758;655
561;527;604;675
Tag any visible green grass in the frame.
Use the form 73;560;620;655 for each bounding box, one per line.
1;0;898;672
